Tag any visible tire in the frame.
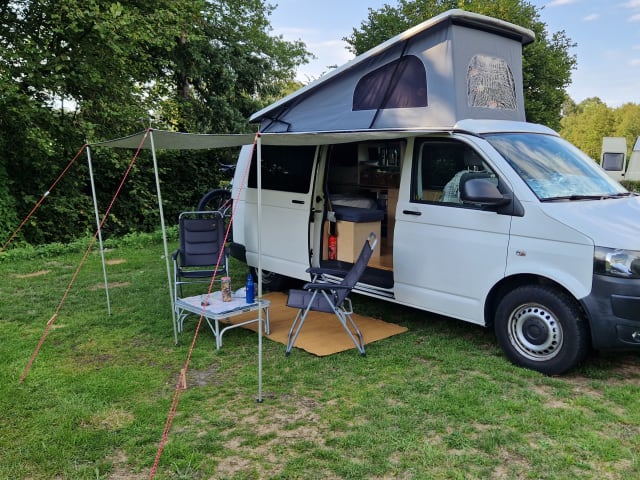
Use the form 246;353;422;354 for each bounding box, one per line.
197;189;232;240
197;189;231;213
494;285;590;375
250;267;290;292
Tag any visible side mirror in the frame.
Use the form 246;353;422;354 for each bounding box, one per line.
460;178;511;207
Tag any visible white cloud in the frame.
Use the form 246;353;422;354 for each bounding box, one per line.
629;58;640;67
622;0;640;8
630;13;640;21
582;13;600;21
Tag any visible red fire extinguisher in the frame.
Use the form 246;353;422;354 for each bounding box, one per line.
327;204;337;260
328;232;337;260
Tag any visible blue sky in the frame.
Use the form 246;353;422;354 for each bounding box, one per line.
269;0;640;107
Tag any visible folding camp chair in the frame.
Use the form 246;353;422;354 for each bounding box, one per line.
172;210;229;331
285;232;378;356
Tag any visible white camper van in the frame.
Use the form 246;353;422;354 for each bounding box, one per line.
228;10;640;375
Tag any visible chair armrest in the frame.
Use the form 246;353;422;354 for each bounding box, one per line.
305;267;346;277
171;249;180;260
302;282;351;291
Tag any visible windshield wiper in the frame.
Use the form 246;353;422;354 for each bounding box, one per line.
541;194;628;202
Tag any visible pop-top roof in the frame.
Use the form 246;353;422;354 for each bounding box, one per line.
252;9;535;133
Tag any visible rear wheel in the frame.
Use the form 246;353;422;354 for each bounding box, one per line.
197;188;231;213
494;285;590;375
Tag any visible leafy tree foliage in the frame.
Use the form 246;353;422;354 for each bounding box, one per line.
344;0;576;130
560;97;640;162
560;97;614;160
0;0;310;245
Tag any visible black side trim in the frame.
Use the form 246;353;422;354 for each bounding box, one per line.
320;259;394;289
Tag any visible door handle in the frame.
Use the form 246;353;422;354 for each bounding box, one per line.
292;199;304;205
402;210;422;216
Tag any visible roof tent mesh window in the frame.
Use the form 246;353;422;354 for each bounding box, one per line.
467;54;517;110
353;55;428;111
249;145;316;193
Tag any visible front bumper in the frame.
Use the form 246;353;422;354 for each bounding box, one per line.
581;274;640;350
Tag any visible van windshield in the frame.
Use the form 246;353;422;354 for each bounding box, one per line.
486;133;628;201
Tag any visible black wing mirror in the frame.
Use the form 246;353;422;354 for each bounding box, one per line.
460;178;511;207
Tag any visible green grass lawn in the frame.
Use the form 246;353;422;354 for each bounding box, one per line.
1;235;640;479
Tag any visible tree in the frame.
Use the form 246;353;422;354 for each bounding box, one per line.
560;98;640;164
0;0;311;244
560;97;615;160
613;103;640;158
344;0;576;130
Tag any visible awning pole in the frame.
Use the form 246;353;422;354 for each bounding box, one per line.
86;145;111;315
257;135;263;403
148;130;178;344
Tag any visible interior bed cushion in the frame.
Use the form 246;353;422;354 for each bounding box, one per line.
332;205;385;223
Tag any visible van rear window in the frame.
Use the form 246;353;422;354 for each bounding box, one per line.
248;145;316;193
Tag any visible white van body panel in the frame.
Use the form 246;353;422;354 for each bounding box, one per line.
243;188;312;279
232;145;315;281
538;198;640;250
230;145;252;250
393;201;511;324
507;201;594;299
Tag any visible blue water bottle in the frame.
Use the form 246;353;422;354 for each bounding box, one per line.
245;273;255;303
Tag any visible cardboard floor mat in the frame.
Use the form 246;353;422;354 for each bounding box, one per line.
229;292;408;356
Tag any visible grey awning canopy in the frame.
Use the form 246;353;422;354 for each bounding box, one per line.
90;129;422;150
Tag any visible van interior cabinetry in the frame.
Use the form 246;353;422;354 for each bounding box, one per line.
358;143;401;188
325;142;402;270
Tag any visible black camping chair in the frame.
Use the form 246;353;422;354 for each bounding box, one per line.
285;232;378;356
172;211;229;329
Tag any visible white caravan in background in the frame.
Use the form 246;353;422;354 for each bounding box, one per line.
600;137;627;181
227;10;640;376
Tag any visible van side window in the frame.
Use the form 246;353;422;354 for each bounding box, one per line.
248;145;316;193
411;139;496;206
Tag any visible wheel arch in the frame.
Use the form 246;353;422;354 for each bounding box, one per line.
485;274;586;329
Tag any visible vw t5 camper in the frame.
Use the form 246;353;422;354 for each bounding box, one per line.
228;10;640;375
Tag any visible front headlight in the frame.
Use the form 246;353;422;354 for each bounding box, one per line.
594;247;640;279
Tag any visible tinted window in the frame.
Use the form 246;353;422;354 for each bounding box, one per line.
602;152;624;171
353;55;427;111
411;139;497;206
248;145;316;193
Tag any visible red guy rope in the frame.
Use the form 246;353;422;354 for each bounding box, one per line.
149;132;259;478
20;130;151;383
1;144;87;253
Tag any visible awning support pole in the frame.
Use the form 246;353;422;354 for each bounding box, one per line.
86;145;111;315
148;130;178;344
256;135;263;403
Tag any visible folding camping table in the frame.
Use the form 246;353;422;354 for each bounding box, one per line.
175;295;270;349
